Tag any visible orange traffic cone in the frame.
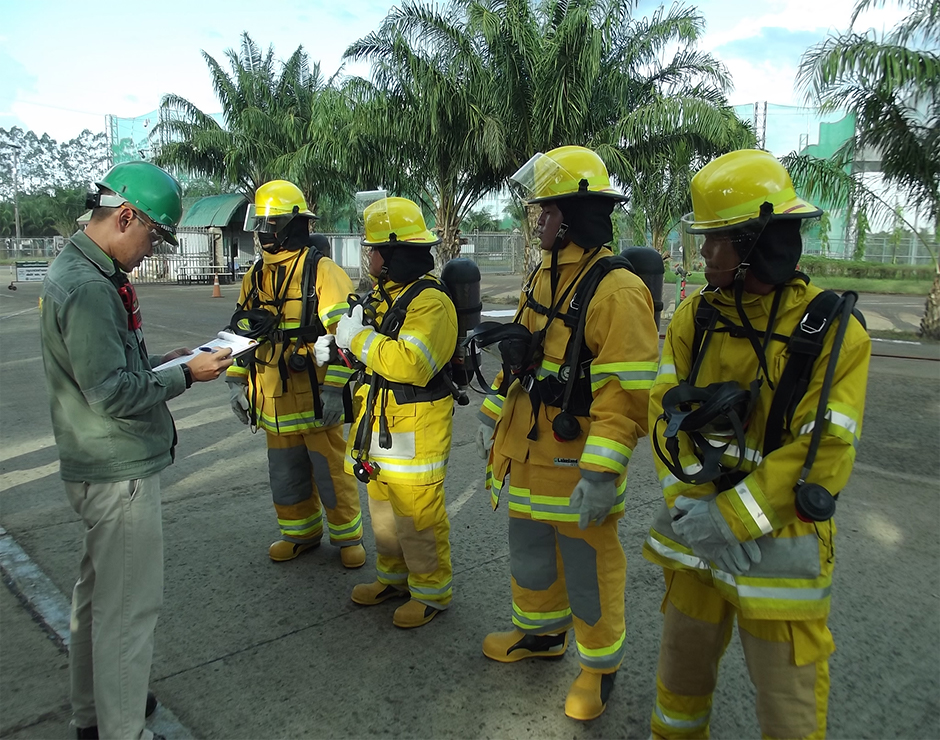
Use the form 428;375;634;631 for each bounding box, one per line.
211;273;222;298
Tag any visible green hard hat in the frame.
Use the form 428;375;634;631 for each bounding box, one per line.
96;161;183;246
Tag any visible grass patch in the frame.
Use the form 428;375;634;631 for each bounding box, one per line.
869;329;938;344
663;275;930;296
808;276;931;295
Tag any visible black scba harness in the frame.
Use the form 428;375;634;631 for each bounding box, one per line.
464;251;635;443
653;283;864;521
350;278;461;483
228;247;350;429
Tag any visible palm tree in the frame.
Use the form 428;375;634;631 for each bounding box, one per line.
797;0;939;337
344;2;506;263
344;0;748;266
153;33;341;209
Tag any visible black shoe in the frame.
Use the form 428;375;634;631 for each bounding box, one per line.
75;691;159;739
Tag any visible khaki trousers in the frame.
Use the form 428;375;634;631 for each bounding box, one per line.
651;569;834;740
65;475;163;740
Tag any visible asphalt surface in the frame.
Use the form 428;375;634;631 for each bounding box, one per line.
1;279;938;740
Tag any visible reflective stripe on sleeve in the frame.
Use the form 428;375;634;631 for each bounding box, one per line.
399;332;440;374
589;361;658;392
580;435;632;474
320;302;348;328
725;477;778;538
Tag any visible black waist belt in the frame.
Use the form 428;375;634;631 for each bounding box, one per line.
367;373;452;404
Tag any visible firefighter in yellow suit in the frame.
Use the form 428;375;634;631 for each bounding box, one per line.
643;150;871;739
319;195;457;629
226;180;365;568
473;146;659;720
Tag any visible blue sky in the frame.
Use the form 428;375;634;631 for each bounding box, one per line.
0;0;906;155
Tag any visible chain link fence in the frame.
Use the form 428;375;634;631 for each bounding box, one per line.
5;231;936;286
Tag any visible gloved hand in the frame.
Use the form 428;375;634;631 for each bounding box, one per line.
336;304;372;350
569;472;619;530
227;378;250;425
671;495;762;575
313;334;337;367
319;385;345;427
475;422;494;460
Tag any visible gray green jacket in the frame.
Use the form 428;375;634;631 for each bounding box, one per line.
40;231;187;482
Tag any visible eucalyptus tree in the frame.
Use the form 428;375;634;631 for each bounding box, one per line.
797;0;940;336
153;33;341;208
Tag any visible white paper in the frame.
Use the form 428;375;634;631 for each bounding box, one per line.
153;331;259;371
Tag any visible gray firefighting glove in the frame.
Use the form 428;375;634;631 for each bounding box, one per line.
570;471;619;530
227;378;250;425
475;421;494;460
671;495;762;575
319;385;345;427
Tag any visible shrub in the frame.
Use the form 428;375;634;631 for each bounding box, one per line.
798;255;935;281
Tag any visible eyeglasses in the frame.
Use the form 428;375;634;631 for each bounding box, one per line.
129;208;165;248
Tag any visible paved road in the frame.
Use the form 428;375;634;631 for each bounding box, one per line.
1;281;938;739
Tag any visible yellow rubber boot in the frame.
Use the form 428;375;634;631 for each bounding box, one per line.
393;599;442;629
269;539;320;562
564;670;616;721
340;544;366;568
351;581;409;606
482;630;568;663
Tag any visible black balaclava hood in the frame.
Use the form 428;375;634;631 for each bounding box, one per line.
309;233;331;257
736;219;803;285
376;245;435;284
556;196;616;250
260;216;313;252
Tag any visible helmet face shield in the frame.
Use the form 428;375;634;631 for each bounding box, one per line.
248;180;316;234
510;152;574;203
244;203;281;234
511;146;627;204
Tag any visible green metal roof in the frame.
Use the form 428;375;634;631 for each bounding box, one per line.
179;193;248;228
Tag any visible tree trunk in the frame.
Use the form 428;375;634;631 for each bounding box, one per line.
919;271;940;339
523;205;541;272
357;243;372;292
436;219;462;267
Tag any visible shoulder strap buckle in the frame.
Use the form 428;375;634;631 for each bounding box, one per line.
799;311;828;335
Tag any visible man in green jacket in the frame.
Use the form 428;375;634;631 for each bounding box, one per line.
40;161;233;740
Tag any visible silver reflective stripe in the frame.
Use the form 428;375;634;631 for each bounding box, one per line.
399;333;439;373
660;462;703;492
644;534;709;571
582;443;630;469
321;305;347;325
733;480;773;535
713;441;763;465
412;581;452;597
378;570;408;584
657;363;676;378
328;514;362;538
371;458;448;474
800;408;859;437
654;704;709;730
358;330;377;364
736;583;831;601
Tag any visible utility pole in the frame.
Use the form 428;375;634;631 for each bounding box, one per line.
752;101;767;150
9;143;22;239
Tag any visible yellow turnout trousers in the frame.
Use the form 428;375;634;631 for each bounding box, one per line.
266;426;362;546
652;569;834;740
366;478;452;608
505;464;627;674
